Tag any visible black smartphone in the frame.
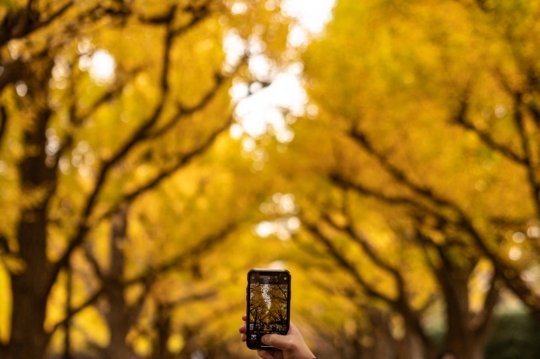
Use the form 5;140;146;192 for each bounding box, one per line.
246;268;291;350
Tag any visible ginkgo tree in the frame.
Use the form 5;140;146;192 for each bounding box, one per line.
0;0;302;358
287;0;540;357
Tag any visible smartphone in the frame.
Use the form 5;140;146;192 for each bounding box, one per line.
246;268;291;350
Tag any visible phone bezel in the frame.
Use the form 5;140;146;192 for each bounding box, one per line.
246;268;291;350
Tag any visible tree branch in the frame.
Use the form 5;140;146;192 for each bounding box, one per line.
47;287;105;337
101;114;231;224
527;101;540;127
330;174;448;224
171;1;213;37
0;105;7;148
474;0;490;12
125;221;239;286
511;93;540;217
348;128;456;211
0;1;74;47
452;96;526;164
0;58;25;93
127;276;154;329
301;219;392;304
150;73;227;139
323;209;404;287
0;232;11;255
83;247;106;282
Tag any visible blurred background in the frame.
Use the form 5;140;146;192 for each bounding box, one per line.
1;0;540;358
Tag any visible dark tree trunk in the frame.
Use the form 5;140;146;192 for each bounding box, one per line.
396;325;424;359
7;63;55;359
153;303;172;359
105;205;134;358
64;265;73;359
435;250;497;359
368;312;397;359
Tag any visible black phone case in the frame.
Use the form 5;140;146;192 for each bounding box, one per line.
246;268;291;350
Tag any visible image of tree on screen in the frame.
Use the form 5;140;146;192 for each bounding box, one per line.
249;276;289;334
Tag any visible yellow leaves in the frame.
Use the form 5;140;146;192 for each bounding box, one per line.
76;307;109;347
167;333;185;355
45;258;116;353
0;262;10;344
131;335;152;357
0;254;25;274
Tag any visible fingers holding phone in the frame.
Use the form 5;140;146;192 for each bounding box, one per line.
240;315;316;359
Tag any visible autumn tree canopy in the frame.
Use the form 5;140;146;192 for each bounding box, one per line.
278;0;540;358
0;0;302;358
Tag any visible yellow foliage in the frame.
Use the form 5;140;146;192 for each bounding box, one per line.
0;262;10;344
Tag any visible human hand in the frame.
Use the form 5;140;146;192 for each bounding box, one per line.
239;315;316;359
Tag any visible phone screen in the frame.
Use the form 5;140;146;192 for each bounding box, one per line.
246;269;291;349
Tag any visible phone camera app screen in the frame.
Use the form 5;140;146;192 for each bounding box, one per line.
248;273;289;347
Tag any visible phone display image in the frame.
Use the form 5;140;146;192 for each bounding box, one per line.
246;269;291;350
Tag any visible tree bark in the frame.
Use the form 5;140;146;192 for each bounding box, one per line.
105;204;134;359
7;59;55;359
152;303;172;359
432;243;497;359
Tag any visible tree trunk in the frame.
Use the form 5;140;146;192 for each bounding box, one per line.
364;309;398;359
64;266;73;359
7;68;55;359
8;249;49;359
437;257;496;359
396;327;424;359
105;205;133;358
152;303;172;359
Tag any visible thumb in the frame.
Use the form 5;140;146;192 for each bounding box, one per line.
262;333;288;350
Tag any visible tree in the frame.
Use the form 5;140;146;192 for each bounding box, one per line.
297;190;499;359
291;0;540;356
250;282;268;327
267;282;288;325
0;0;297;358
